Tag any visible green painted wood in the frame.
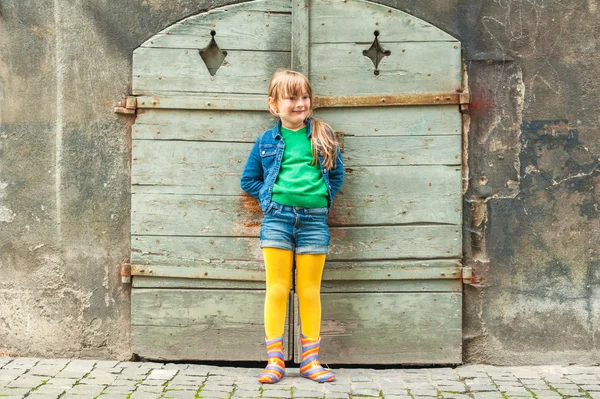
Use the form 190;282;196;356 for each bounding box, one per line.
132;48;290;95
132;276;264;290
134;106;459;140
130;191;460;229
135;95;270;111
131;224;460;266
310;42;461;95
129;261;462;281
292;0;310;75
132;289;292;361
133;110;269;140
294;292;462;364
142;1;291;51
314;105;461;136
310;0;458;44
321;279;462;293
132;276;461;292
133;110;274;142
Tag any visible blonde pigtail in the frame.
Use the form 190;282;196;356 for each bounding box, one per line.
311;118;339;170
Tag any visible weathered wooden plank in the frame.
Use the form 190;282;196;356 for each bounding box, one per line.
133;106;460;141
132;275;461;292
292;0;310;75
129;261;462;281
132;48;290;95
132;224;460;265
132;289;292;361
142;8;291;51
294;292;462;364
329;225;461;259
131;189;460;237
131;236;262;266
133;276;264;290
310;42;461;95
314;105;461;136
133;110;273;142
135;95;269;111
321;279;462;293
310;0;458;44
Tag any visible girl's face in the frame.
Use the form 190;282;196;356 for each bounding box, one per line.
269;88;311;130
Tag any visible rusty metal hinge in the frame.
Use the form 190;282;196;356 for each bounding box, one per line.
462;266;473;284
120;261;132;284
114;96;137;115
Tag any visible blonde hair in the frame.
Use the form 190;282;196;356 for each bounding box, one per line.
267;68;339;170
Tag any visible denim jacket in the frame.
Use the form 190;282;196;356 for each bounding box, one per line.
240;118;345;212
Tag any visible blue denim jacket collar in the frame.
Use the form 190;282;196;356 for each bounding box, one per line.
270;118;313;140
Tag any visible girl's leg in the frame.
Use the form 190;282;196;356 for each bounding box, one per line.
295;253;326;338
259;247;293;384
296;253;335;382
263;247;294;338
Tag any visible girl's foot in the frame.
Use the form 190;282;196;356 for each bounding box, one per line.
299;334;335;383
258;336;285;383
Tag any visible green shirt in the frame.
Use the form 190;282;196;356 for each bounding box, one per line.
271;126;328;208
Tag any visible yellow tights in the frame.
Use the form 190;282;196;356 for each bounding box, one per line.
263;247;326;340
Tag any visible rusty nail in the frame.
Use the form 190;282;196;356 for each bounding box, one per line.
209;129;215;133
441;272;446;276
183;212;187;216
375;184;380;188
402;48;406;52
427;72;431;76
183;157;187;161
323;76;327;80
455;208;460;212
428;182;432;186
428;127;431;131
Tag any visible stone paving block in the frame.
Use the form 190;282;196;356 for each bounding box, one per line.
555;388;586;396
27;393;63;399
549;382;579;389
413;396;440;399
589;392;600;399
142;378;169;386
129;392;162;399
2;358;39;370
350;387;381;397
27;365;65;377
322;392;348;399
527;390;561;398
98;394;130;399
233;388;262;397
410;387;439;396
148;369;179;380
162;389;198;398
351;375;374;382
471;392;504;399
45;377;79;388
6;375;46;388
580;384;600;391
95;360;120;368
262;388;293;398
351;381;380;390
499;386;530;395
53;370;88;379
136;384;165;393
79;376;116;385
383;395;412;399
118;362;143;369
164;363;190;370
468;384;498;392
66;383;106;396
102;385;137;394
0;358;13;368
197;389;232;398
0;369;24;381
201;382;234;391
440;394;471;399
439;384;468;393
0;387;32;396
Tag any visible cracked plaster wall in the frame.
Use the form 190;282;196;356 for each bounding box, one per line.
0;0;598;363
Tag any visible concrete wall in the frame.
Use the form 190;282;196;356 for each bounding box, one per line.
0;0;598;363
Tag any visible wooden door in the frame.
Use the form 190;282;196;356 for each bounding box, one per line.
129;0;465;364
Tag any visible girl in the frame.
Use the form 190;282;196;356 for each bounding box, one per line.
240;68;344;384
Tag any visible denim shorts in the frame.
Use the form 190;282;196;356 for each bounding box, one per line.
260;201;330;254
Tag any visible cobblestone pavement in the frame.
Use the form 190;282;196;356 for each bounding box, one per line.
1;358;600;399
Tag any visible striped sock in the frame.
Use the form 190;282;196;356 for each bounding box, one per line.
258;336;285;384
299;334;335;383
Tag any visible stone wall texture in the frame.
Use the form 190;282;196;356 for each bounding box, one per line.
0;0;598;363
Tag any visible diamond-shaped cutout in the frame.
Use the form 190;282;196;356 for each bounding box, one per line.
362;30;391;76
199;30;227;77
